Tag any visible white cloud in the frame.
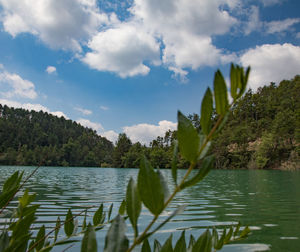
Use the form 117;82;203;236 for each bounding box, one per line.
0;0;240;78
244;6;261;35
123;120;177;145
0;71;37;99
51;111;68;118
240;43;300;90
100;105;109;111
46;66;57;74
261;0;281;6
82;22;161;77
0;0;109;51
265;18;300;34
77;118;104;132
130;0;237;78
0;98;68;118
75;107;92;115
101;130;119;143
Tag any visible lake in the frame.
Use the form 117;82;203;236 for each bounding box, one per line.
0;166;299;251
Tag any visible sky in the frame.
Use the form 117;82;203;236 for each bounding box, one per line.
0;0;299;145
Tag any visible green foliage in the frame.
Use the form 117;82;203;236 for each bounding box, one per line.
137;157;165;215
212;75;300;170
0;106;114;167
177;111;200;163
81;224;97;252
0;65;253;252
126;178;141;237
200;88;213;135
104;215;129;252
214;70;229;116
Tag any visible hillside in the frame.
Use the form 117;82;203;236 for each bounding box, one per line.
0;106;114;166
212;75;300;170
0;76;299;169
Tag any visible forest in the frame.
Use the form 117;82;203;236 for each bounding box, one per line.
0;75;299;170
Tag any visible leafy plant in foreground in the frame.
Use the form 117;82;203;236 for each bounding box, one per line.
0;64;251;252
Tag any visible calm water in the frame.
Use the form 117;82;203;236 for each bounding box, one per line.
0;166;300;251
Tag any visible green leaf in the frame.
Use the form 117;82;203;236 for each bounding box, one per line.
3;171;22;192
0;187;18;209
177;111;200;163
54;217;60;242
230;63;238;101
35;225;46;251
171;140;179;185
137;156;165;215
174;231;186;252
215;228;226;250
22;204;39;217
64;209;74;237
180;155;215;190
104;215;129;252
187;235;195;252
19;189;36;208
141;239;151;252
157;170;170;202
161;234;173;252
0;230;9;251
239;67;249;97
126;178;141;238
81;223;97;252
214;70;229;115
212;227;219;249
11;212;36;238
153;240;162;252
240;226;251;238
224;227;233;243
200;88;213;135
93;204;104;226
118;200;126;215
192;230;212;252
233;222;241;237
108;203;113;221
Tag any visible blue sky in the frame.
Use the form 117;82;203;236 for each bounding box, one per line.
0;0;299;144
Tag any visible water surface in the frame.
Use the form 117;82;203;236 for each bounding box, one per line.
0;166;299;251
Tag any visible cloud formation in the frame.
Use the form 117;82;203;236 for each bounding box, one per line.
46;66;57;74
0;71;37;99
82;22;160;77
0;0;109;51
100;105;109;111
240;43;300;90
76;118;104;132
75;107;92;115
265;18;300;34
0;0;239;78
123;120;177;145
101;130;119;144
0;98;68;118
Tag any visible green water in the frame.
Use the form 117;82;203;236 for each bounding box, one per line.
0;166;299;251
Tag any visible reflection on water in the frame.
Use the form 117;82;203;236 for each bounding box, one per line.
0;166;299;251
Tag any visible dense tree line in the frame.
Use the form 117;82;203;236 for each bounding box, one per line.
0;106;113;166
119;76;300;170
212;75;299;170
0;76;299;169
